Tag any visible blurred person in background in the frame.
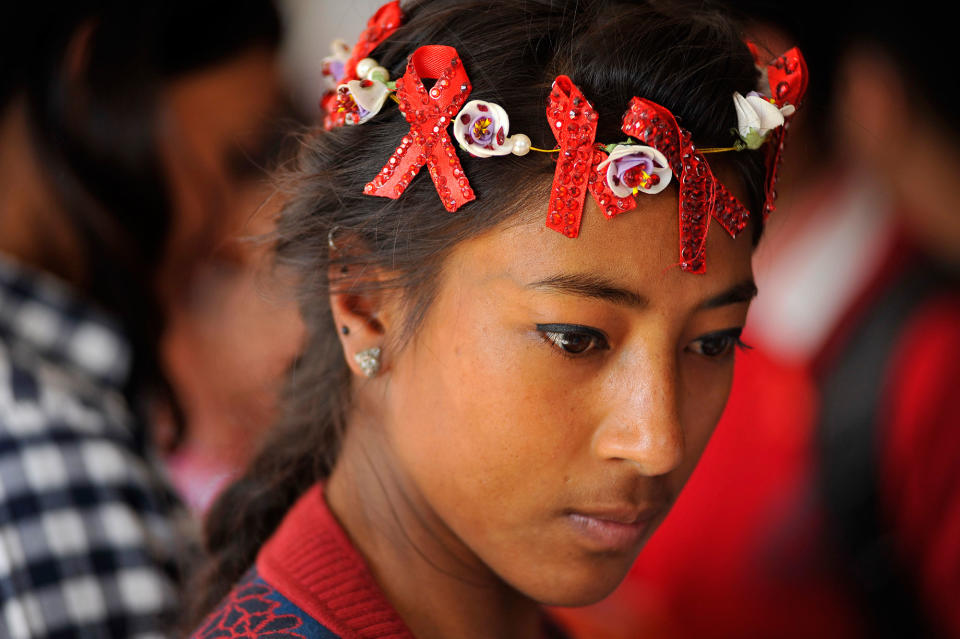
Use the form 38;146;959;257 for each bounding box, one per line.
160;182;304;514
553;2;960;638
801;6;960;636
0;2;287;636
158;63;304;514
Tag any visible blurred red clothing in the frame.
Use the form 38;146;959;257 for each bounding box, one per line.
880;293;960;636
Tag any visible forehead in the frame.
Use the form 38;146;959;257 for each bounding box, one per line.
445;191;754;306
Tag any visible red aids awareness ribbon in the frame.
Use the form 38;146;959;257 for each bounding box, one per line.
322;1;404;130
622;98;750;274
344;1;404;84
545;76;636;238
763;45;808;108
749;43;808;219
364;45;474;212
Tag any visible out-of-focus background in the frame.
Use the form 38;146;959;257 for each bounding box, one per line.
2;1;957;638
281;0;384;114
161;0;390;511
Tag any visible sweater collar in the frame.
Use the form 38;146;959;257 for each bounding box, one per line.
257;482;415;638
257;484;572;638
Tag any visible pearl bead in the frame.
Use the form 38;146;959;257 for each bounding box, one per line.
355;57;377;78
367;66;390;83
511;133;531;156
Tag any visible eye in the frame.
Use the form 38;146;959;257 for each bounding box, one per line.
687;328;749;358
537;323;609;357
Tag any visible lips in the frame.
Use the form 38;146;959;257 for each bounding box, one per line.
564;505;662;552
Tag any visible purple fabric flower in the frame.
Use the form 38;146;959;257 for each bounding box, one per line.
453;100;515;157
321;40;352;91
337;79;390;125
327;60;345;81
598;145;673;197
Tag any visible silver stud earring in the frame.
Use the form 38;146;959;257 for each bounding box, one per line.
354;347;382;378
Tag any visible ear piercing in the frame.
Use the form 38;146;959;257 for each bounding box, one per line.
354;347;382;378
341;326;350;335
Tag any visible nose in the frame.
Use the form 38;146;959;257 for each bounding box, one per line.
592;353;685;476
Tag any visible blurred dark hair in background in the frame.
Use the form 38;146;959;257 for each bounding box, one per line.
0;1;282;447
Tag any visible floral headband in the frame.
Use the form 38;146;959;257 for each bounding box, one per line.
320;1;808;273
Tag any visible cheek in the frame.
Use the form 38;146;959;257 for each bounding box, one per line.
674;357;736;481
385;308;586;526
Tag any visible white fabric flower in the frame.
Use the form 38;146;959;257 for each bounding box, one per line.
597;145;672;197
321;40;352;91
453;100;516;157
338;79;391;125
733;91;793;149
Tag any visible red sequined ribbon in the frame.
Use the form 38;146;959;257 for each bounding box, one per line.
749;43;809;219
363;45;474;212
761;45;808;108
545;76;636;238
622;98;750;274
322;1;404;129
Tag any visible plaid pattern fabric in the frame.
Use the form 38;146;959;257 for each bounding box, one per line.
0;255;192;638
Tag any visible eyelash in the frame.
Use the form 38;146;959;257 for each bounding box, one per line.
536;323;610;358
536;325;751;360
687;328;751;359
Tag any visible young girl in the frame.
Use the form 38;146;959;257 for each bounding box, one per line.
190;0;805;637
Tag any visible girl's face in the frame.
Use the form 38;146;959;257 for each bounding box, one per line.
372;190;755;605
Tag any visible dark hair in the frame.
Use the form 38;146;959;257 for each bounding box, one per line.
0;1;282;448
194;0;767;621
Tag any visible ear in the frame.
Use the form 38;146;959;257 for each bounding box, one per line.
328;263;399;378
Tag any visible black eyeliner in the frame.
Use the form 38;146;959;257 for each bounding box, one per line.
698;327;751;351
535;323;608;343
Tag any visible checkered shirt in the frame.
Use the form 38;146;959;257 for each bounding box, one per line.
0;255;193;638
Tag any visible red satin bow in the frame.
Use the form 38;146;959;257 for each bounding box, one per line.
322;1;404;130
622;98;750;274
749;43;808;218
364;45;475;212
545;76;636;237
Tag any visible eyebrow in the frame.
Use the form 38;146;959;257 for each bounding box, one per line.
527;273;649;308
526;273;757;310
697;280;758;310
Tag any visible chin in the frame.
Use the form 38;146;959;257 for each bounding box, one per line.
513;554;637;607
